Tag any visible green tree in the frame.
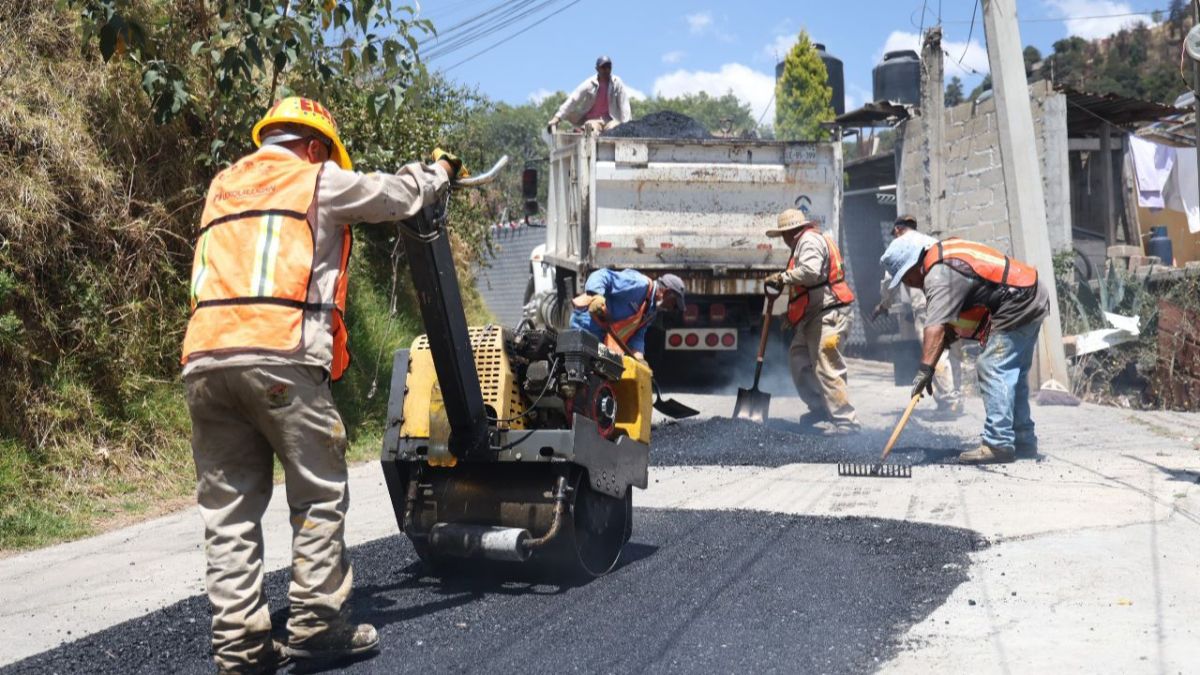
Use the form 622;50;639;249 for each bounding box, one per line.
1169;0;1188;28
1043;36;1090;88
632;92;758;136
1023;45;1042;75
968;74;992;101
774;30;833;141
945;76;964;107
70;0;433;167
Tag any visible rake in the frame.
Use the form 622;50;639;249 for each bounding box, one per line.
836;392;919;479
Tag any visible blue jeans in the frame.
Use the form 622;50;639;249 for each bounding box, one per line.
976;319;1042;451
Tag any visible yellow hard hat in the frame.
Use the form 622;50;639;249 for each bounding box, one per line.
252;96;352;170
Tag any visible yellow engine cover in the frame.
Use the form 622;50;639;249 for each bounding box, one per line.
400;325;526;444
613;356;653;444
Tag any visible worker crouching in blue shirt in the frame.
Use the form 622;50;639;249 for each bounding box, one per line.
570;268;686;360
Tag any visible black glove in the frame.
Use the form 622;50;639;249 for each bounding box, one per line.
870;302;888;320
911;363;935;399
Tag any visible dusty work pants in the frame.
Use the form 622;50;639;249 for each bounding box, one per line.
910;289;964;410
789;306;858;427
185;364;353;672
976;319;1042;452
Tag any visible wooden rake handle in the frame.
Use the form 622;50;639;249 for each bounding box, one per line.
879;393;922;463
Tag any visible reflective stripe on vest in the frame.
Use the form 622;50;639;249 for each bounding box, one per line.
181;151;354;380
921;239;1038;288
786;227;856;325
604;283;654;353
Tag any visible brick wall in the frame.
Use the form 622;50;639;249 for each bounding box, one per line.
897;79;1072;254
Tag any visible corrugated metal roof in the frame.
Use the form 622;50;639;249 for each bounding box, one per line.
1058;86;1178;133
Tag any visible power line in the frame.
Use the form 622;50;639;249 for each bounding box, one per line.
941;7;1167;24
442;0;584;72
957;0;979;67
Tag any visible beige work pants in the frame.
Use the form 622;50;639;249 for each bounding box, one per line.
185;364;353;672
789;306;858;427
910;290;964;409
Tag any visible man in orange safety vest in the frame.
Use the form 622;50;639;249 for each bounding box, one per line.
181;96;464;674
763;208;860;435
881;234;1049;464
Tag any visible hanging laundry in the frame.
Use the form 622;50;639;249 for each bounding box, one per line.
1128;134;1175;209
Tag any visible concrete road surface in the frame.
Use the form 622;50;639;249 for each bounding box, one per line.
1;359;1197;674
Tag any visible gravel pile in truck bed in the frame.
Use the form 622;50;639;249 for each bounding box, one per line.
602;110;712;140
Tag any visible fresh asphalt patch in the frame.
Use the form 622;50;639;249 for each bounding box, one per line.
650;416;974;467
3;510;981;675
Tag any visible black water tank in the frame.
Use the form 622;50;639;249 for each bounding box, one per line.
873;50;920;105
774;42;845;115
814;43;844;115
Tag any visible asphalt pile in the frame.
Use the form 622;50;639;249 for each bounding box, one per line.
602;110;712;140
650;416;972;467
3;511;980;675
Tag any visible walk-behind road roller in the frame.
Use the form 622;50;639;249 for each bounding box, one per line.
381;156;667;578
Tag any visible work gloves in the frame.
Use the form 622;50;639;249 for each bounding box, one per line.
431;148;467;180
546;116;560;135
911;363;935;399
764;272;786;291
870;302;888;321
587;295;607;320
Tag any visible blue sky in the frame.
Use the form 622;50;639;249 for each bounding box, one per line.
416;0;1170;121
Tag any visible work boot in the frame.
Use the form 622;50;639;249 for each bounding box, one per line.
797;410;830;427
288;621;380;661
958;444;1015;465
1015;442;1038;459
217;640;290;675
825;423;861;436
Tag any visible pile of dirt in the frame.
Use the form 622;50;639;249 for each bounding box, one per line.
602;111;711;140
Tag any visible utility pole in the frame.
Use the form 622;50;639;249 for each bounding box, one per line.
922;27;945;235
982;0;1070;388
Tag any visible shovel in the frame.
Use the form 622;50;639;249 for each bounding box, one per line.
733;289;781;422
601;323;699;419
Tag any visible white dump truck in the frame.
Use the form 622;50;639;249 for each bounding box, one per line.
523;129;843;364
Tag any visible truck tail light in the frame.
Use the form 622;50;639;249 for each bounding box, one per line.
683;303;699;324
684;333;699;347
596;241;613;248
709;303;726;322
705;333;719;347
668;333;682;347
721;333;736;347
660;242;674;249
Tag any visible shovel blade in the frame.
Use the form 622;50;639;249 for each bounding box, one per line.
732;387;770;423
653;396;699;419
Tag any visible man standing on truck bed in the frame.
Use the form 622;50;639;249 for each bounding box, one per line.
547;55;633;134
880;234;1049;464
180;96;463;674
570;268;685;360
873;216;964;418
764;209;860;434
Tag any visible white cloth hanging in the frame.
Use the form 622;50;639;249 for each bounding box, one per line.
1128;135;1175;209
1165;147;1200;234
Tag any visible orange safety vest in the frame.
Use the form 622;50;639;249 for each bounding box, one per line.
921;238;1038;342
604;283;654;354
181;151;353;380
785;226;855;325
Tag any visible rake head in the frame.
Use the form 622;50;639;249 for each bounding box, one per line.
837;462;913;478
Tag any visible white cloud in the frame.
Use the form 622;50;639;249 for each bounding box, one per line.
878;30;989;82
686;11;712;34
652;63;776;125
762;34;796;62
1044;0;1154;40
528;88;553;105
684;10;735;42
662;50;686;65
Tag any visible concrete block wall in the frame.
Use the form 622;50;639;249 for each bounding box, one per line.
897;80;1072;255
